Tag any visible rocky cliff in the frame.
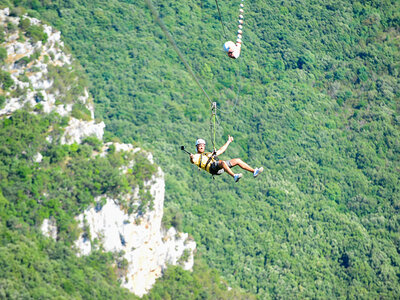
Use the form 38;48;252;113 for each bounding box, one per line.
73;143;196;297
1;8;195;297
0;7;104;144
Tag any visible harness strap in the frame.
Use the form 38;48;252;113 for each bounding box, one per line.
204;152;215;171
198;153;203;169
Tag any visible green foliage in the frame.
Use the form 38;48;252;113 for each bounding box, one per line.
0;109;155;238
145;260;255;300
29;66;40;72
34;91;44;102
3;0;400;298
33;102;43;112
82;136;102;151
46;64;88;104
130;151;157;184
6;21;17;33
17;31;24;42
177;249;190;264
0;70;14;90
0;223;139;299
15;55;30;66
162;205;183;231
0;47;7;63
9;6;25;17
0;95;5;108
25;24;47;43
19;17;30;30
0;107;162;297
71;102;92;121
17;73;29;83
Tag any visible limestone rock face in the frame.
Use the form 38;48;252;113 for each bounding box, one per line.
61;118;105;145
0;8;103;144
33;152;43;163
73;146;196;297
40;217;57;240
0;8;72;116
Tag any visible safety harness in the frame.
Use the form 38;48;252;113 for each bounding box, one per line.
196;151;218;173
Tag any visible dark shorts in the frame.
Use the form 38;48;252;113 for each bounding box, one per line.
209;160;233;175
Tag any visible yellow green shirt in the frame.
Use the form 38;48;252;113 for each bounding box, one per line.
191;152;216;173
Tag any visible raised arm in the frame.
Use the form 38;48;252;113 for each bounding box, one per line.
215;135;234;156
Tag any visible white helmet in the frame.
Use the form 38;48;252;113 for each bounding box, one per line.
223;41;236;52
195;138;206;146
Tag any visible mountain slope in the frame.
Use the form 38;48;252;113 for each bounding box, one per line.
0;5;254;298
3;0;400;298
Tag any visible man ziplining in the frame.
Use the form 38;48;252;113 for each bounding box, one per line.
189;136;263;182
146;0;261;183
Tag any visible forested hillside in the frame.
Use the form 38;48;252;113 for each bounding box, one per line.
0;4;252;299
2;0;400;298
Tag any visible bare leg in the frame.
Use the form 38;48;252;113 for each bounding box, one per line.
219;161;235;177
230;158;254;173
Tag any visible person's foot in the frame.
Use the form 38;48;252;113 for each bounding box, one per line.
253;167;263;178
234;173;243;182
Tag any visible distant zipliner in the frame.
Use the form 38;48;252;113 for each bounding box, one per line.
224;40;241;59
183;137;263;183
223;1;245;59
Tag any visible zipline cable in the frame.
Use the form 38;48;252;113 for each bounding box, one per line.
145;0;247;149
215;0;227;39
145;0;213;106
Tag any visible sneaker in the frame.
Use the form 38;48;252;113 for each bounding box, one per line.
253;167;263;178
234;173;243;182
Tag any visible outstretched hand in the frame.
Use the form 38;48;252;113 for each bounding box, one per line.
228;135;234;143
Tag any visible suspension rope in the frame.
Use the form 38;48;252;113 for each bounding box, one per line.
145;0;213;106
214;0;227;39
209;102;217;151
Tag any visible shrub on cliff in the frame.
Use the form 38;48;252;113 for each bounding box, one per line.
0;47;7;63
0;70;13;90
25;24;47;43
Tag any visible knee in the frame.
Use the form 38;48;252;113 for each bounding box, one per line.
231;158;241;165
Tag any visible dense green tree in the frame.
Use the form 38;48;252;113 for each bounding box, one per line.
0;0;399;298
